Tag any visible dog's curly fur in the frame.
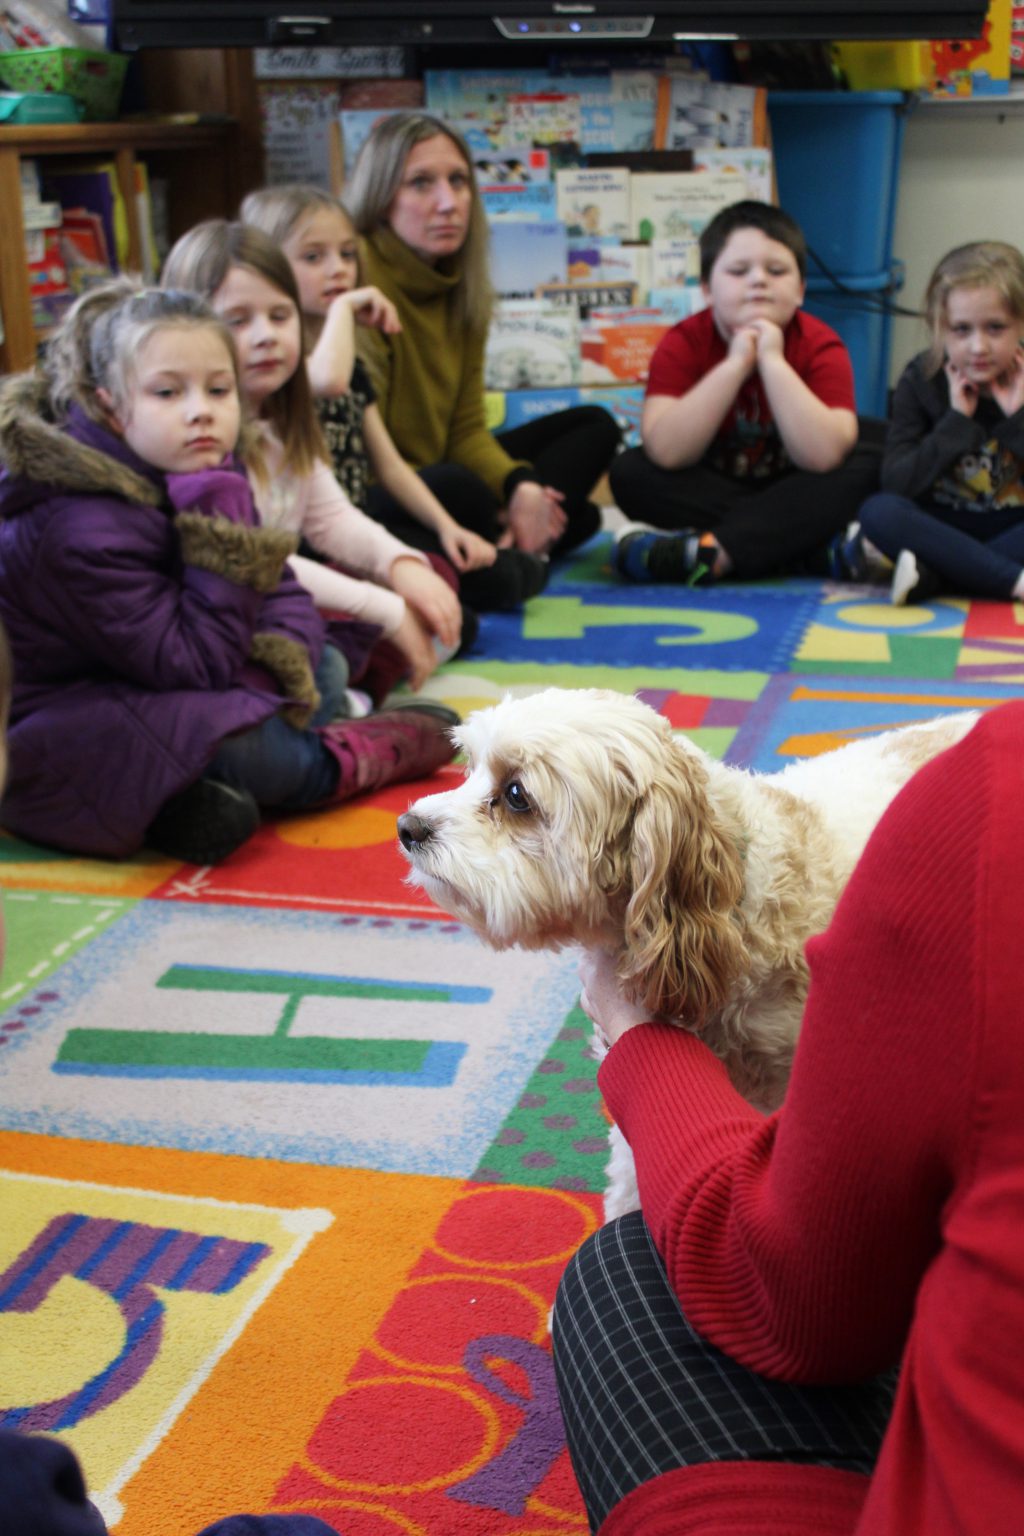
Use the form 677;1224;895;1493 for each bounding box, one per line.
398;688;979;1217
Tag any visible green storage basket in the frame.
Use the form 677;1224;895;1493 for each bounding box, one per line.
0;47;127;121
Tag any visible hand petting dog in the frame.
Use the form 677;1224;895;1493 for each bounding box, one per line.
578;948;654;1049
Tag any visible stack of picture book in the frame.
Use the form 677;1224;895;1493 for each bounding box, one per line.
20;156;162;335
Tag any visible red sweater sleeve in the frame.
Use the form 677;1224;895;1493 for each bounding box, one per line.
598;722;986;1384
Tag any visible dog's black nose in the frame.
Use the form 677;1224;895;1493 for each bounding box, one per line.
397;811;433;852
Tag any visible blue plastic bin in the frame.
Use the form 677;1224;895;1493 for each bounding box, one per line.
767;91;906;276
803;269;902;419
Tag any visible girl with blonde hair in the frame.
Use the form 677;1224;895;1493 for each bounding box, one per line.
854;239;1024;605
241;182;531;613
0;283;458;863
162;219;466;690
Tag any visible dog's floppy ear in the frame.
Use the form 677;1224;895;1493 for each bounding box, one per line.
621;745;745;1024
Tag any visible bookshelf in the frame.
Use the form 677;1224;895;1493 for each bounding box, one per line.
0;49;264;374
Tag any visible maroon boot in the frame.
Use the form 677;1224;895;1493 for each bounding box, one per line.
318;702;460;801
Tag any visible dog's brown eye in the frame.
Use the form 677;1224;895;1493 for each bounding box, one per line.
503;781;531;813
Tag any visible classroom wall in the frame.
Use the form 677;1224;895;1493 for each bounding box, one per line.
890;99;1024;382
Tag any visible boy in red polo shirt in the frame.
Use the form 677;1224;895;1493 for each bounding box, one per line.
611;201;879;585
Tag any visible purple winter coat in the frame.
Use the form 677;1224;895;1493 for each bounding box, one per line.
0;377;326;858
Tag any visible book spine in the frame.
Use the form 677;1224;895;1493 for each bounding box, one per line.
653;75;671;152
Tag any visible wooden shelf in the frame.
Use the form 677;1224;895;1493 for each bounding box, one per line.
0;118;244;374
0;118;233;152
1;49;264;376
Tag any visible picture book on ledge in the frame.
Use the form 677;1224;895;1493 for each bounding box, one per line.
489;220;570;298
485;301;580;390
556;166;631;240
630;169;749;241
579;291;705;385
654;77;768;151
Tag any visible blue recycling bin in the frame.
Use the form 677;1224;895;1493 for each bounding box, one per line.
804;268;906;418
767;90;906;276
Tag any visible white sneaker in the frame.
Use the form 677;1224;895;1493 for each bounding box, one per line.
890;549;920;607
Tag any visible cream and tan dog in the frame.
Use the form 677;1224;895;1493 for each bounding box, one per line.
397;688;979;1217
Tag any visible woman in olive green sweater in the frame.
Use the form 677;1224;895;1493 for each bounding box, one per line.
345;112;621;601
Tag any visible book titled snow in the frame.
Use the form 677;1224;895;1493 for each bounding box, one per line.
555;167;631;240
631;169;748;241
491;382;644;448
489;220;569;298
485;301;580;390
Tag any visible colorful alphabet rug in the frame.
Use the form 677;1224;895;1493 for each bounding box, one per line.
1;533;1022;1535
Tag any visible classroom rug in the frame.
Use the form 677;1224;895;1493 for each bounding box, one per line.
1;532;1021;1535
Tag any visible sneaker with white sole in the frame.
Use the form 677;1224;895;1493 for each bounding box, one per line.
613;525;707;585
824;521;894;583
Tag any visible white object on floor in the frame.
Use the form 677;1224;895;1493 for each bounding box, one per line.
891;549;920;607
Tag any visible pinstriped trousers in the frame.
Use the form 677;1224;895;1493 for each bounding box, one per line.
552;1212;897;1533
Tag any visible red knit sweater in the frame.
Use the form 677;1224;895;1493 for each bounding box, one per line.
597;700;1024;1535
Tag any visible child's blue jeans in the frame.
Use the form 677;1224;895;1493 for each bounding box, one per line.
206;645;348;811
859;492;1024;599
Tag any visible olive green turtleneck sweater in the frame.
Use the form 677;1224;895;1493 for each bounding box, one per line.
358;224;529;503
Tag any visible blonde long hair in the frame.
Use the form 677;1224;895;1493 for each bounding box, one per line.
44;275;140;421
344;112;494;334
240;183;359;348
240;182;343;252
924;240;1024;376
161;219;327;478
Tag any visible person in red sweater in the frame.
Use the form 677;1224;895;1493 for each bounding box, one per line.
552;699;1024;1535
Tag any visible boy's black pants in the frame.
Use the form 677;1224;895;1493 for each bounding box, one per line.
609;441;882;578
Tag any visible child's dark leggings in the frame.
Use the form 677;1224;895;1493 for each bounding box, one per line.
859;492;1024;598
609;443;881;578
552;1212;897;1533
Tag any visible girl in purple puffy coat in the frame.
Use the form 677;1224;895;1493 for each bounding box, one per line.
0;285;458;865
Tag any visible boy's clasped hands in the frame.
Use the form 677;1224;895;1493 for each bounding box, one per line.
727;315;788;376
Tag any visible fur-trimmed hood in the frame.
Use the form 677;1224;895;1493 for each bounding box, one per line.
0;373;162;516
